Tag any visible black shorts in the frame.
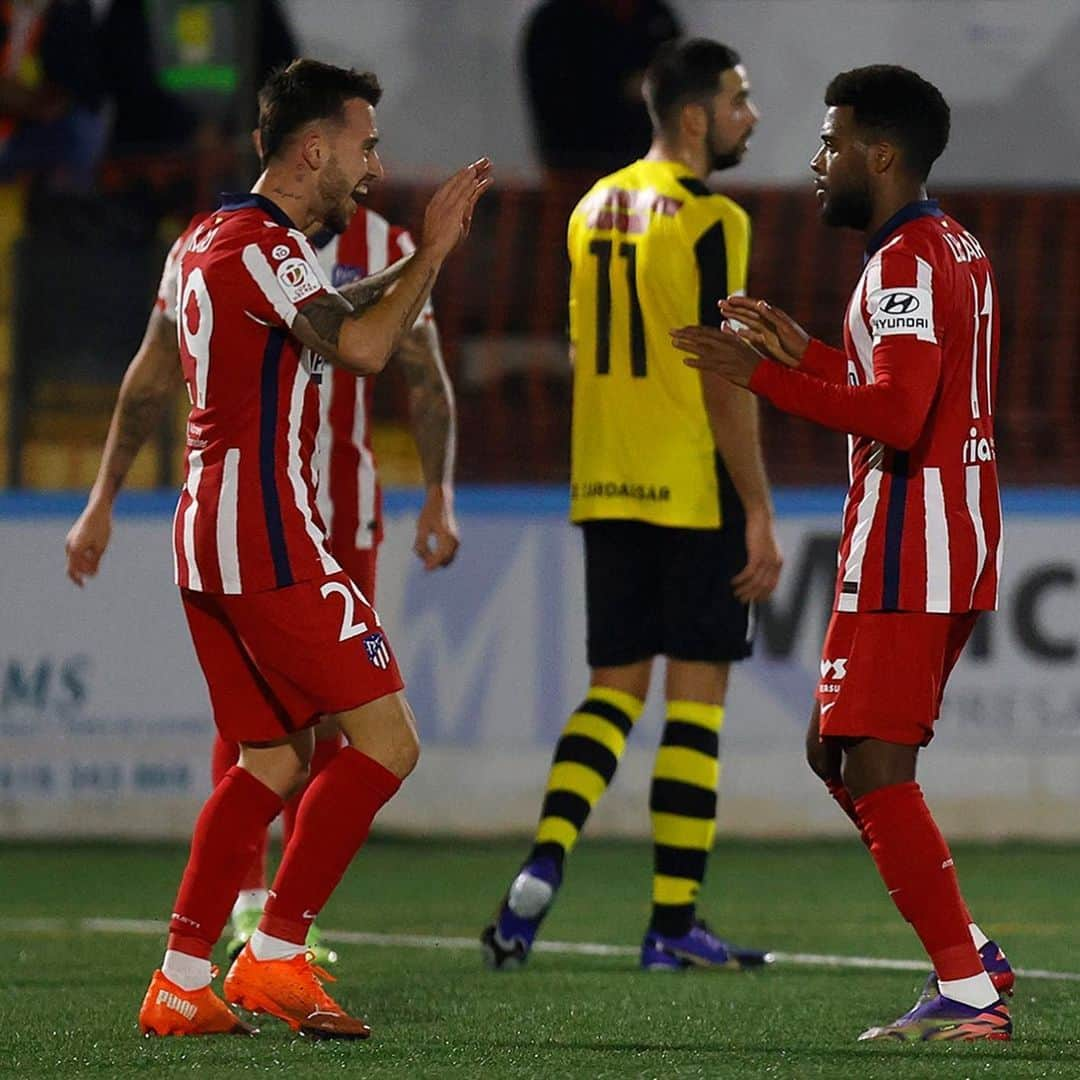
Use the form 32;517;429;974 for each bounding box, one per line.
581;512;754;668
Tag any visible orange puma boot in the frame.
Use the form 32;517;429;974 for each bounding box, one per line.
224;943;370;1039
139;969;256;1036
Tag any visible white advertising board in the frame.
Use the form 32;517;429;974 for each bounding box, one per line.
1;489;1076;839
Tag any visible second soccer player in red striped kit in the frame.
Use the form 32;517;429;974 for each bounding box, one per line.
673;65;1013;1043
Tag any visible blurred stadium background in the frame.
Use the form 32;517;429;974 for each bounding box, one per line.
2;0;1076;841
0;0;1071;876
1;2;1079;1074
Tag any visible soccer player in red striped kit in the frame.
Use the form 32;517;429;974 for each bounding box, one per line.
202;206;459;964
68;189;459;974
672;65;1013;1042
83;59;488;1038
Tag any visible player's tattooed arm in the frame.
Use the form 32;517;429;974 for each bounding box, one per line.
335;252;414;314
292;291;355;357
396;319;455;487
291;253;440;375
95;308;182;501
66;308;182;585
394;319;460;568
292;254;418;356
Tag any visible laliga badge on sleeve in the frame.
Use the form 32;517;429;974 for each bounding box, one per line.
277;257;321;303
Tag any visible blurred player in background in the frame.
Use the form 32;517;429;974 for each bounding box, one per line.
68;58;489;1038
484;39;782;973
674;65;1013;1042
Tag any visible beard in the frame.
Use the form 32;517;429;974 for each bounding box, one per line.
322;202;351;236
322;202;350;235
317;158;355;235
706;115;747;173
821;181;873;230
710;147;742;172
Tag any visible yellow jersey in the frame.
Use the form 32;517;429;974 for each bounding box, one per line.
568;158;750;528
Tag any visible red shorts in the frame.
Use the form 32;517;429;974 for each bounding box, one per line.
331;546;377;603
181;571;403;743
816;610;979;747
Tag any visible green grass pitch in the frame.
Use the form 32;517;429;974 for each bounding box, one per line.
2;837;1079;1078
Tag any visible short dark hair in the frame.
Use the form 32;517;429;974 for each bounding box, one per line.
643;38;741;134
824;65;950;180
257;58;382;164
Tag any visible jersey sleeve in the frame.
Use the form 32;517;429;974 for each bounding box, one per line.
566;206;583;350
800;338;848;382
155;213;208;322
749;336;941;450
691;199;750;329
239;226;340;329
749;244;945;448
155;234;184;322
391;227;435;328
869;244;940;345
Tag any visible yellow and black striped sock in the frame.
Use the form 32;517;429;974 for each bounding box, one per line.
529;687;645;867
649;700;724;936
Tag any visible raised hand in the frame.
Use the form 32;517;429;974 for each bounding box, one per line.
420;158;493;261
719;297;809;369
670;324;761;387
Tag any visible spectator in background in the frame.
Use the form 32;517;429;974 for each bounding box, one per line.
0;0;105;190
96;0;298;156
95;0;199;156
522;0;681;185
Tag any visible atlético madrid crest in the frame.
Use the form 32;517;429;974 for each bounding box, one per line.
363;631;391;670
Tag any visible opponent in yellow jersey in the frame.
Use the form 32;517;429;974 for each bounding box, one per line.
569;159;749;527
484;39;783;975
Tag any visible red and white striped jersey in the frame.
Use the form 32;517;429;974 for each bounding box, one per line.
751;201;1002;613
169;193;344;594
312;207;434;555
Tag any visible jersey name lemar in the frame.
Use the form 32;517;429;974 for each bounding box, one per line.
868;286;936;343
573;481;672;503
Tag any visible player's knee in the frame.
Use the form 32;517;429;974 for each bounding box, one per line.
839;754;866;800
368;718;418;780
269;754;310;799
238;743;310;799
339;693;420;779
804;710;834;783
288;759;312;796
396;718;421;778
839;749;890;802
388;699;421;778
805;737;834;783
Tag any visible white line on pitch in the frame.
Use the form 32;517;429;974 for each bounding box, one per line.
8;917;1080;983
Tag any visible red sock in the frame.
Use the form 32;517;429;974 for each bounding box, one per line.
825;778;871;848
167;767;283;958
855;781;982;981
210;733;268;892
259;747;401;944
281;735;343;849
